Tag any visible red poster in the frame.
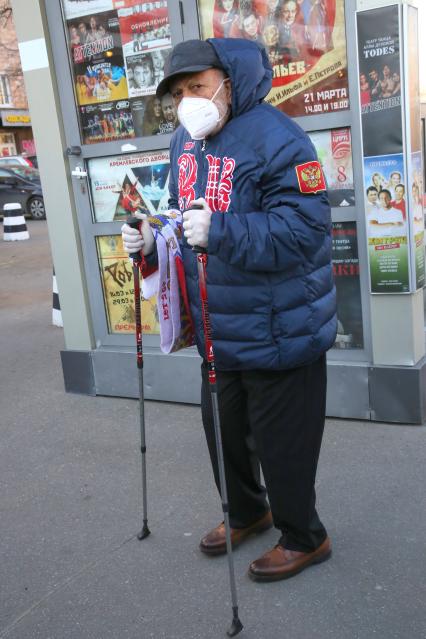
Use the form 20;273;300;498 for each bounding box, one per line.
198;0;349;117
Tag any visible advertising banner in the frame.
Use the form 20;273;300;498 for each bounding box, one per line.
198;0;349;117
64;1;173;141
68;10;121;64
80;100;135;143
308;127;354;207
88;149;170;222
96;234;160;335
130;94;178;136
67;10;129;106
357;5;402;157
332;222;363;349
63;0;114;19
357;5;410;293
116;1;171;57
363;153;409;292
405;5;425;289
125;49;167;97
409;151;425;289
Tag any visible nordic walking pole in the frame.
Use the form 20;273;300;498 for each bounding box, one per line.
191;221;243;637
127;216;151;541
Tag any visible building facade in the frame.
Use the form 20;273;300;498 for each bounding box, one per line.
0;1;34;157
9;0;426;423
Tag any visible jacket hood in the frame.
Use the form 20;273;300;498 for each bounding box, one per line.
207;38;273;117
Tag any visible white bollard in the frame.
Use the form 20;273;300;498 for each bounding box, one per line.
3;203;29;241
52;268;63;327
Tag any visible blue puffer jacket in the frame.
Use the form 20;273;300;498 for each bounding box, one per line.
168;37;337;370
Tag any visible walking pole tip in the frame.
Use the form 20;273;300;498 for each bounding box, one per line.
137;523;151;540
227;611;243;636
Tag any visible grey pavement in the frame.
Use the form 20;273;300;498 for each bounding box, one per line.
1;221;426;639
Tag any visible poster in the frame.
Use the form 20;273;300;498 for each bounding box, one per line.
68;10;122;63
358;5;410;293
88;149;170;222
130;94;178;136
63;0;114;20
68;10;129;106
96;234;160;335
115;0;171;57
198;0;349;117
308;127;354;207
364;154;409;293
405;6;425;289
125;49;168;97
407;150;425;290
80;100;135;143
74;55;128;105
357;5;402;157
332;222;363;349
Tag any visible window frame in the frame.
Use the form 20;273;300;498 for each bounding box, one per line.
0;74;13;107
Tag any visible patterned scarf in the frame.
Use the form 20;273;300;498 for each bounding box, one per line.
141;212;195;354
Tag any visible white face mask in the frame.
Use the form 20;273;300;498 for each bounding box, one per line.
177;79;227;140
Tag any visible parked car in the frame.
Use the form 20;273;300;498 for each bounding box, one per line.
25;155;38;168
0;155;35;168
0;166;45;219
5;164;41;183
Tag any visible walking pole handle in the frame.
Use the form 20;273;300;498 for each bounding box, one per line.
185;203;207;255
127;215;143;262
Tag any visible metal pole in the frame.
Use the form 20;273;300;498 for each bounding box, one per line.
128;216;150;541
195;246;243;637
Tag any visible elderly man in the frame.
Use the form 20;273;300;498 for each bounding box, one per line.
122;38;336;582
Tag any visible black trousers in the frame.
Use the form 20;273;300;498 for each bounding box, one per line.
201;354;328;552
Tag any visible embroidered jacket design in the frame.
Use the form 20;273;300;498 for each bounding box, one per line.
178;153;197;210
178;152;235;212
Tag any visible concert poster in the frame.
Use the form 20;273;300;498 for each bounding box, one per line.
68;10;129;106
125;48;169;97
88;150;170;222
115;0;171;57
198;0;349;117
331;222;363;350
67;10;121;64
96;234;160;335
63;0;114;20
308;127;354;207
130;94;178;136
357;5;402;157
79;100;135;143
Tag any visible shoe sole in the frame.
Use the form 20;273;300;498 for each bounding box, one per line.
199;519;273;557
248;548;332;582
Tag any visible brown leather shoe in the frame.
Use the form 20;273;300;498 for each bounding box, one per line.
199;511;273;556
248;536;332;582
